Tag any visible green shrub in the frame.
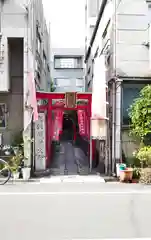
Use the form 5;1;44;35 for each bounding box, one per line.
136;146;151;166
126;157;141;167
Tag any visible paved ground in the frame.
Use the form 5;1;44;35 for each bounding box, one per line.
51;141;89;175
1;182;151;239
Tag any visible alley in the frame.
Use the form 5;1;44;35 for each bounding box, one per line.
0;182;151;239
50;141;89;175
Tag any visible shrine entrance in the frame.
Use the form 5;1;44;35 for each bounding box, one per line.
35;92;97;175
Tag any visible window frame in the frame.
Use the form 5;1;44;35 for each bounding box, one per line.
54;57;83;69
122;83;147;127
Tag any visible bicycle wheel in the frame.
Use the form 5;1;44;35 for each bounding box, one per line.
0;159;11;185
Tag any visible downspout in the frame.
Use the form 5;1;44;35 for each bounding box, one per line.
112;80;116;174
115;78;122;165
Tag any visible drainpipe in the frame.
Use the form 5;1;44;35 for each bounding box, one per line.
112;80;116;174
111;77;122;174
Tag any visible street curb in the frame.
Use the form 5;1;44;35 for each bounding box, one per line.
104;178;119;183
9;178;41;183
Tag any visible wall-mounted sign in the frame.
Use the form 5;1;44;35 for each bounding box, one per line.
65;92;77;108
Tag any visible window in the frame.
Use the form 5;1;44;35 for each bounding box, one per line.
102;20;111;39
54;57;83;69
37;37;41;54
36;27;41;54
122;84;145;125
76;78;83;87
55;78;71;87
0;104;6;128
76;57;83;68
90;26;94;38
43;51;46;69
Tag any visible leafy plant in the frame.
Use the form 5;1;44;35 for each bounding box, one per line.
128;85;151;143
126;156;141;167
139;167;151;184
9;150;23;173
50;81;56;92
136;146;151;166
133;167;141;179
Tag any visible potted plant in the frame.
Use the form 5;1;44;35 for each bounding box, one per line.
125;155;141;183
21;156;31;180
21;135;34;180
132;167;141;183
119;166;133;182
11;166;19;180
116;163;126;177
22;165;31;181
9;150;23;180
136;146;151;184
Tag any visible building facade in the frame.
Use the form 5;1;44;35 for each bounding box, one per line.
51;48;85;93
85;0;151;174
0;0;50;163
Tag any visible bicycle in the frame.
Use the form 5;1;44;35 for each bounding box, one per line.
0;158;12;185
0;145;24;185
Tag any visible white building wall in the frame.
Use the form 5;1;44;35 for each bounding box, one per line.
115;0;149;77
1;0;50;166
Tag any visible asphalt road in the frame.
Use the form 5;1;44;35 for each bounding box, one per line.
0;182;151;239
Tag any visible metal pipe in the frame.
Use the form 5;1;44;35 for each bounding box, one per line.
112;80;116;174
115;79;122;165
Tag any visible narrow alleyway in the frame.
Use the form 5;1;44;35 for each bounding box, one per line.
50;141;89;175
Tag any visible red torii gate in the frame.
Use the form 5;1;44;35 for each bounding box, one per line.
35;91;96;170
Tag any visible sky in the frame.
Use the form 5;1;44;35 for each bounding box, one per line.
42;0;85;49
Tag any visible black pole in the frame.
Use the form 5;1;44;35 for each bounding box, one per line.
30;117;35;177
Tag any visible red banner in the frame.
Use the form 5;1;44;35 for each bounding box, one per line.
77;110;86;136
86;113;90;138
52;110;63;141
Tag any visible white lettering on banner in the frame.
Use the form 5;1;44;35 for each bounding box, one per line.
35;113;46;171
78;110;86;136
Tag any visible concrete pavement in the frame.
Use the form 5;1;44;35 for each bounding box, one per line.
0;182;151;239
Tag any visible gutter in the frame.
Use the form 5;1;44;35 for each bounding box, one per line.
85;0;108;63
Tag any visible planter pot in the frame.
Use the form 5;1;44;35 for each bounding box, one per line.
13;172;19;180
119;168;133;182
5;150;10;156
132;179;139;183
116;163;126;177
22;167;31;181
